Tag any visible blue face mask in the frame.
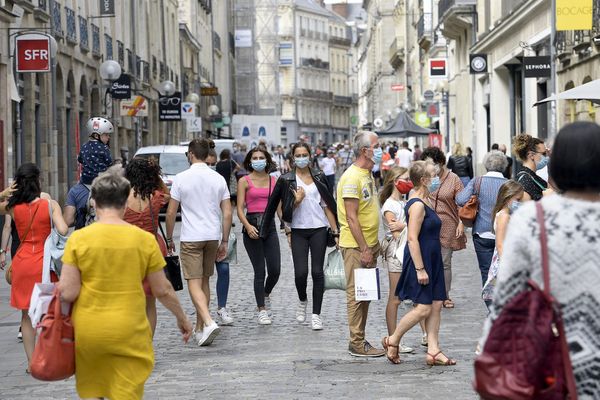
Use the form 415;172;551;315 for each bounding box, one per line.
508;200;521;214
427;176;441;192
251;159;267;172
294;157;310;169
372;147;383;164
535;155;549;170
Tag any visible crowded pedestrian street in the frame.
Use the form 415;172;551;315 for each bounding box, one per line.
0;218;487;399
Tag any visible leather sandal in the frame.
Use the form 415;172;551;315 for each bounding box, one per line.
443;299;455;308
382;337;401;364
426;351;456;366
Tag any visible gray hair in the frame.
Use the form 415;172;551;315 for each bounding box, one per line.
353;130;377;156
91;166;131;209
483;150;508;173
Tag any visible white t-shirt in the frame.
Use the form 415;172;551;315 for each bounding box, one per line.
320;157;336;176
291;175;329;229
395;148;413;168
381;197;406;239
171;163;230;241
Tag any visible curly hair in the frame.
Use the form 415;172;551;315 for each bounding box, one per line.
513;133;544;162
7;163;42;209
420;146;447;165
125;157;163;200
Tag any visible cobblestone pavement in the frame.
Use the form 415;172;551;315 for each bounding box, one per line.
0;220;487;399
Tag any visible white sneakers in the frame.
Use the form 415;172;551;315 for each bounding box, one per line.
399;342;414;353
217;308;234;326
196;321;220;346
296;300;308;323
311;314;323;330
258;310;272;325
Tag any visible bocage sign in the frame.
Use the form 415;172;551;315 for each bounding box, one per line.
523;56;552;78
556;0;593;31
159;91;182;121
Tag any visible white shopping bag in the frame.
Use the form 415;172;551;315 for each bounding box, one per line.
28;282;56;328
354;267;381;301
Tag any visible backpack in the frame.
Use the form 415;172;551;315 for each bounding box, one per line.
473;202;578;400
75;184;96;230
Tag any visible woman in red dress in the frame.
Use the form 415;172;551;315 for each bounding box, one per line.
0;163;68;369
123;158;170;336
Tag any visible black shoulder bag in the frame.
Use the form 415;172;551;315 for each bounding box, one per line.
149;197;184;291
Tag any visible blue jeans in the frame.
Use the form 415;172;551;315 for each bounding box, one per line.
215;261;230;308
473;234;495;288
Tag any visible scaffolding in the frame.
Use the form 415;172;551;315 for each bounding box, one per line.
234;0;281;116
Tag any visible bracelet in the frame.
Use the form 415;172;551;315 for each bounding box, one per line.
415;267;425;271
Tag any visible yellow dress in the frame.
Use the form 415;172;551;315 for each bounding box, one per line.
61;223;166;400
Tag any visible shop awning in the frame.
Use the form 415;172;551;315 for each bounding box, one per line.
375;110;434;137
534;79;600;106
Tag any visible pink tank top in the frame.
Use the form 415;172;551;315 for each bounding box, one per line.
245;175;275;213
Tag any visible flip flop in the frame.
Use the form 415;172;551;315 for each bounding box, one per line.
443;299;455;308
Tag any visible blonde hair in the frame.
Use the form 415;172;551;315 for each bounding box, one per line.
409;160;434;188
452;143;465;157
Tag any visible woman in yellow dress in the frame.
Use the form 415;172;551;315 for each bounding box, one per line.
59;168;192;399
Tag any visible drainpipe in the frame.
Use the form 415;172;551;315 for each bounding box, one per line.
131;0;139;151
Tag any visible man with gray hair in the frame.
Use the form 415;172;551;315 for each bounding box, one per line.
337;131;385;357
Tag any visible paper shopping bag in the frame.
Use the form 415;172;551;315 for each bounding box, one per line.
29;282;56;328
354;267;380;301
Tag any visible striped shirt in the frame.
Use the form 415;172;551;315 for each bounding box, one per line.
456;172;507;236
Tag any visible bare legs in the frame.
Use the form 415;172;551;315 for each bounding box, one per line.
187;278;213;331
145;296;157;337
20;311;35;369
385;272;402;335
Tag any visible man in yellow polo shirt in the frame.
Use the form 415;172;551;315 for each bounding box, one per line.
337;130;385;357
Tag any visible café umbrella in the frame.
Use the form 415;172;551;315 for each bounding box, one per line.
534;78;600;106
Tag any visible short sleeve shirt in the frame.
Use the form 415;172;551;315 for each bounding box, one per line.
65;183;91;230
381;198;405;239
171;163;230;241
337;164;380;248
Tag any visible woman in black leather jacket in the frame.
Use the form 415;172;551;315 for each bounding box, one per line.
260;143;338;330
447;143;473;187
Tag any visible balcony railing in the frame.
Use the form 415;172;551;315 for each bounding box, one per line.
65;7;77;43
300;58;330;70
333;95;353;105
329;36;352;47
79;16;88;51
301;89;333;101
91;24;101;57
417;13;432;44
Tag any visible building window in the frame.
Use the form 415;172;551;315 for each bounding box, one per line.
117;41;125;66
38;0;47;12
136;56;141;78
127;49;133;72
160;61;166;80
65;7;77;43
91;24;101;56
105;34;113;60
51;1;62;37
79;16;88;50
152;56;158;79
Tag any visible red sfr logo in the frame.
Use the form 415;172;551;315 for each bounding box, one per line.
16;34;52;73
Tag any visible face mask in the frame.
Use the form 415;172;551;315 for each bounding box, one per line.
395;179;413;195
344;145;350;150
208;165;217;171
508;200;521;214
427;176;441;192
535;155;549;170
251;159;267;172
372;147;383;164
294;157;310;168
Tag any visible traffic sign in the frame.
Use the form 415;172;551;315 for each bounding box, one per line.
181;102;196;119
16;33;51;73
120;96;148;117
187;117;202;132
391;84;405;91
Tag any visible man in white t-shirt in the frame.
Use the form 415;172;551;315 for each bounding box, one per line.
319;149;337;194
166;138;232;347
395;141;413;168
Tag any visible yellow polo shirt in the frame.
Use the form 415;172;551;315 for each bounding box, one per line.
337;164;380;248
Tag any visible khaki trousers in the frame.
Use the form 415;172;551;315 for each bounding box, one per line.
341;243;381;349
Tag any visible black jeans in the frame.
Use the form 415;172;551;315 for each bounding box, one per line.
473;234;496;287
290;227;328;315
325;174;335;196
243;220;281;308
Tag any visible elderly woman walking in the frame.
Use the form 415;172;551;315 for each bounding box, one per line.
457;151;508;287
480;122;600;397
58;168;192;399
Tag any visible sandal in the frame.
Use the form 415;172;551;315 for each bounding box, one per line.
382;337;401;364
443;299;455;308
426;351;457;366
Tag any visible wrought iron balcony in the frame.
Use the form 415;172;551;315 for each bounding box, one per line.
79;16;89;51
389;37;405;70
333;95;353;105
418;13;433;49
300;58;330;70
329;36;352;47
91;24;101;57
65;7;77;44
300;89;333;101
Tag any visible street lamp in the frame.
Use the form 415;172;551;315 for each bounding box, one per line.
99;60;122;116
159;80;176;96
186;93;200;104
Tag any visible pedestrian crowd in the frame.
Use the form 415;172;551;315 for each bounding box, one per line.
0;115;599;399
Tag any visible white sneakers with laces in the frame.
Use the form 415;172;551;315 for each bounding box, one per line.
296;300;308;323
196;321;220;346
217;308;234;325
311;314;323;330
258;310;272;325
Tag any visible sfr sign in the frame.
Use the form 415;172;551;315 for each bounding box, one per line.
16;34;51;73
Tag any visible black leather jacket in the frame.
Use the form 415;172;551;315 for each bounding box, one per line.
259;168;337;238
448;155;473;179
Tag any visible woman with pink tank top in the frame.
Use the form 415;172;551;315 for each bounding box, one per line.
236;146;281;325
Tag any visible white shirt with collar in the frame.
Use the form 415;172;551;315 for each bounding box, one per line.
171;162;230;242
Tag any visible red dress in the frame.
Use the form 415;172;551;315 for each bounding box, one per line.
10;199;54;310
123;191;167;296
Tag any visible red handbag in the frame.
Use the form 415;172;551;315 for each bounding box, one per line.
30;289;75;381
473;202;578;399
458;177;481;227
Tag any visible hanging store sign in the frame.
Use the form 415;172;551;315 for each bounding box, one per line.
159;92;182;121
427;103;440;118
110;74;131;99
120;96;148;117
16;34;51;73
523;56;552;78
99;0;115;15
429;59;447;79
556;0;593;31
181;102;196;119
428;134;443;149
470;54;488;74
201;87;219;96
415;112;431;128
391;84;405;91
